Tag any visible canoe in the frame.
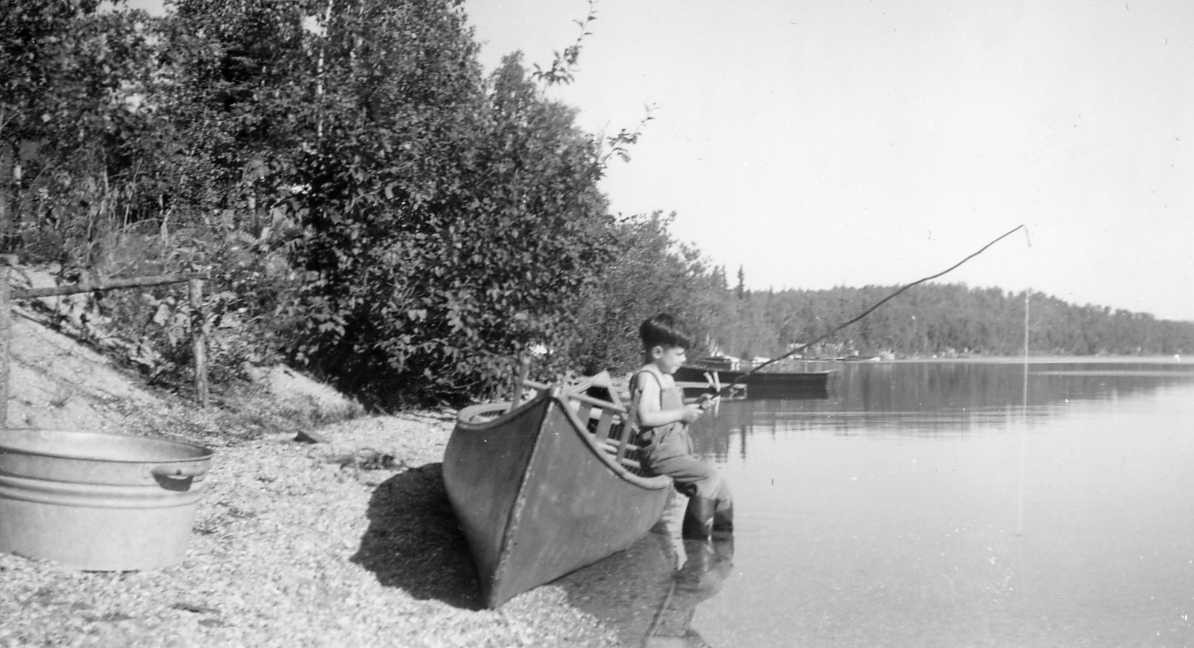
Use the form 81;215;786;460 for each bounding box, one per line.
443;384;673;608
674;365;833;399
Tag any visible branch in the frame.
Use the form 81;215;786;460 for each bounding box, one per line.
599;103;655;166
531;0;597;86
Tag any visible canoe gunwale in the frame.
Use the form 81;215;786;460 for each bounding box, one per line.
455;388;671;492
456;401;525;427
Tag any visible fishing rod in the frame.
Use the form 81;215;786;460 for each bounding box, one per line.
713;224;1026;396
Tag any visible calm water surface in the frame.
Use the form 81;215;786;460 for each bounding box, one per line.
563;360;1194;647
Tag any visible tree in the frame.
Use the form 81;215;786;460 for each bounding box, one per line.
279;1;619;404
569;211;724;374
1;0;156;257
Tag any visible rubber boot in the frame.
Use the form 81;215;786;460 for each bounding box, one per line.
712;501;734;538
681;496;715;540
677;538;735;597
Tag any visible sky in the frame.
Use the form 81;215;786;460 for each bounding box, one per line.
126;0;1194;321
461;0;1194;321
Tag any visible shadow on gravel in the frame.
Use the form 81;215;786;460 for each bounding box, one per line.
351;462;481;609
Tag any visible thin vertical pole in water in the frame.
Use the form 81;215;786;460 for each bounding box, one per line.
1017;288;1030;536
1022;289;1030;404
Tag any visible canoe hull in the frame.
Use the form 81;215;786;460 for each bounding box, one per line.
443;390;672;608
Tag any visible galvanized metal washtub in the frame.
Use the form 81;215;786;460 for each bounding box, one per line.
0;429;213;570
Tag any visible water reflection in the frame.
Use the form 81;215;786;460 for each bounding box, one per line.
690;361;1194;458
566;361;1194;646
559;518;736;648
687;361;1194;647
829;361;1194;412
645;538;735;648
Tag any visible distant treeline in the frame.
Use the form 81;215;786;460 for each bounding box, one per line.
703;282;1194;359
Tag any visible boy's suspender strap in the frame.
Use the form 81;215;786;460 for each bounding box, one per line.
631;368;667;438
632;369;665;407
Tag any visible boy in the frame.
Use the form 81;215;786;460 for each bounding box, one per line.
632;314;733;540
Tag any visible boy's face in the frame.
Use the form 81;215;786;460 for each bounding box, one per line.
651;345;688;374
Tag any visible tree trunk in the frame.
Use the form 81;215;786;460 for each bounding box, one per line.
0;141;13;251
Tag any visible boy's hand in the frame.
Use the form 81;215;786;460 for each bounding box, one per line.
680;404;704;423
698;394;720;410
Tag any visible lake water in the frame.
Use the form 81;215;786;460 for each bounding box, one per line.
563;360;1194;647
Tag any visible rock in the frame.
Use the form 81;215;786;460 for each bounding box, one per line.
294;429;330;444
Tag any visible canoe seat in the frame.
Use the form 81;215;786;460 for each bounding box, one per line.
555;387;646;475
616;456;642;471
599;438;641;454
596;438;645;475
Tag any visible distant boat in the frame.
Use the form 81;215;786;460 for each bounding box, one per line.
443;383;672;608
674;357;833;399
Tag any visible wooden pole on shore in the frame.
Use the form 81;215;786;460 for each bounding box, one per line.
189;277;209;408
2;266;212;409
11;272;206;299
507;354;529;412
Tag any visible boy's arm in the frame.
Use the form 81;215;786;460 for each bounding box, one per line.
636;376;703;427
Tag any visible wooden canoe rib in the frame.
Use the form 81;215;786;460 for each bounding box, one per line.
443;385;672;608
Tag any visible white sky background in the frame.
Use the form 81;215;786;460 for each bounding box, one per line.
464;0;1194;321
126;0;1194;320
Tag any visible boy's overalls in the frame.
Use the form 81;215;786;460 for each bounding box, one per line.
633;367;734;539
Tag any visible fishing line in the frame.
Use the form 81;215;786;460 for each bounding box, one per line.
719;224;1027;394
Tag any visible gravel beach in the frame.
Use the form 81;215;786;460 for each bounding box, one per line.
0;412;630;647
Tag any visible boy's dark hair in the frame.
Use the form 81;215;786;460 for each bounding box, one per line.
639;313;693;350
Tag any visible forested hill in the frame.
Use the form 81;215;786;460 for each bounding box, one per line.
709;283;1194;359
